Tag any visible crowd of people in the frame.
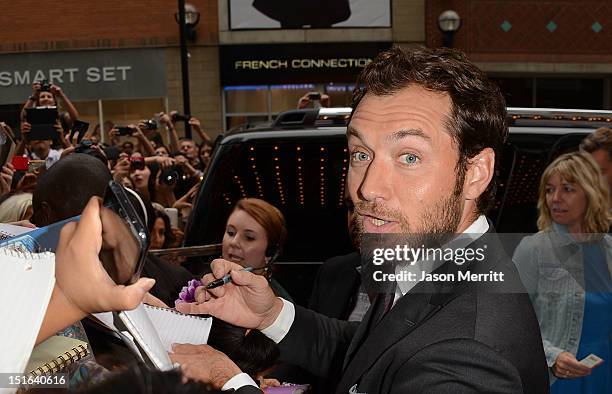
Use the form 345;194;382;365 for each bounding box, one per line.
0;80;216;260
0;45;610;394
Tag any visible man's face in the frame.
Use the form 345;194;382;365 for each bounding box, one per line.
590;149;612;194
31;140;51;159
347;85;467;241
180;140;197;160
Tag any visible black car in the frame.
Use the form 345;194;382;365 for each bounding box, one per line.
176;107;610;305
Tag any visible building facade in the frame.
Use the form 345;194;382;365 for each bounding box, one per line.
1;1;611;140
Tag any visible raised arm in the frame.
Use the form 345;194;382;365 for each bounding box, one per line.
160;112;180;152
50;84;79;128
20;81;41;122
189;117;212;145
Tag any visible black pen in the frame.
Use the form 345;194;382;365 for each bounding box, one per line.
205;266;254;289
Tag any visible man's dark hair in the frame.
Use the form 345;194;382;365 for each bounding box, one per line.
76;362;220;394
207;318;279;379
350;46;508;214
32;154;111;225
580;127;612;158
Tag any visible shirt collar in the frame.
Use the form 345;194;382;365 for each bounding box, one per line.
394;215;490;297
463;215;489;235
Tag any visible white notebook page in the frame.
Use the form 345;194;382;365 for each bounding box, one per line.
144;304;212;352
0;249;55;387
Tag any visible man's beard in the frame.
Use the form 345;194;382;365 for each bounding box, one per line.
350;173;465;250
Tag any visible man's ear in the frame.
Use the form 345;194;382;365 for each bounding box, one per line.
463;148;495;201
31;201;52;227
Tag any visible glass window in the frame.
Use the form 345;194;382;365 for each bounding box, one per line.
536;78;603;109
491;77;534;107
270;84;315;113
324;84;355;107
225;86;269;114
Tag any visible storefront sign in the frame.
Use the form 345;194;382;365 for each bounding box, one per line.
220;43;391;85
0;48;166;105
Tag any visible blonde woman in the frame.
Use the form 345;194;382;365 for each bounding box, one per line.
513;151;611;393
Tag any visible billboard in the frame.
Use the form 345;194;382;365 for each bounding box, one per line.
229;0;391;29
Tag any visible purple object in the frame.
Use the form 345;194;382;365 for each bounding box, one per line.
264;384;310;394
175;279;202;305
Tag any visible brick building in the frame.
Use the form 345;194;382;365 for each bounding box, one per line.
1;1;611;140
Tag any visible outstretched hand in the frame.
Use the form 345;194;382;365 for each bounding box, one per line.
175;259;282;331
55;197;155;314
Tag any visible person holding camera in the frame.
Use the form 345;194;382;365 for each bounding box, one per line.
160;112;211;168
297;91;331;109
21;80;79;130
109;123;155;157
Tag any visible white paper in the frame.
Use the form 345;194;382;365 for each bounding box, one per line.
0;250;55;375
118;305;174;371
144;305;212;352
579;353;604;368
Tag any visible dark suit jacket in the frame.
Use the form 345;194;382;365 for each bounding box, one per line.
309;251;362;320
277;232;550;393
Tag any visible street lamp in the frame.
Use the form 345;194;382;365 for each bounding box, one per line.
175;3;200;41
437;10;461;48
175;1;200;138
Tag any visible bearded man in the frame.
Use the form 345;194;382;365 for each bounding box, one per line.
172;46;550;394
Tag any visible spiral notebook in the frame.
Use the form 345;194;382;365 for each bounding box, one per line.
117;304;212;371
0;248;55;378
25;336;89;377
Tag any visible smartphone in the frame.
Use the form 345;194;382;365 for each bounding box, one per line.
25;106;59;140
116;126;133;136
100;181;149;285
164;208;179;228
11;156;29;171
28;160;46;175
70;120;90;143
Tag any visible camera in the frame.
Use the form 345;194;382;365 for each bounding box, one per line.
307;92;321;101
171;112;191;122
130;156;145;171
115;126;133;136
160;165;181;185
142;119;157;130
40;80;51;92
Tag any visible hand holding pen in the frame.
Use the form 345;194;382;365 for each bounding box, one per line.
175;259;283;331
205;266;254;289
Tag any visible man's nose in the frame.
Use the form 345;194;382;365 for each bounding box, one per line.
357;159;391;202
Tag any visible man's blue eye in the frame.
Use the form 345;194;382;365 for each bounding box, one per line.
400;153;419;165
351;152;370;161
